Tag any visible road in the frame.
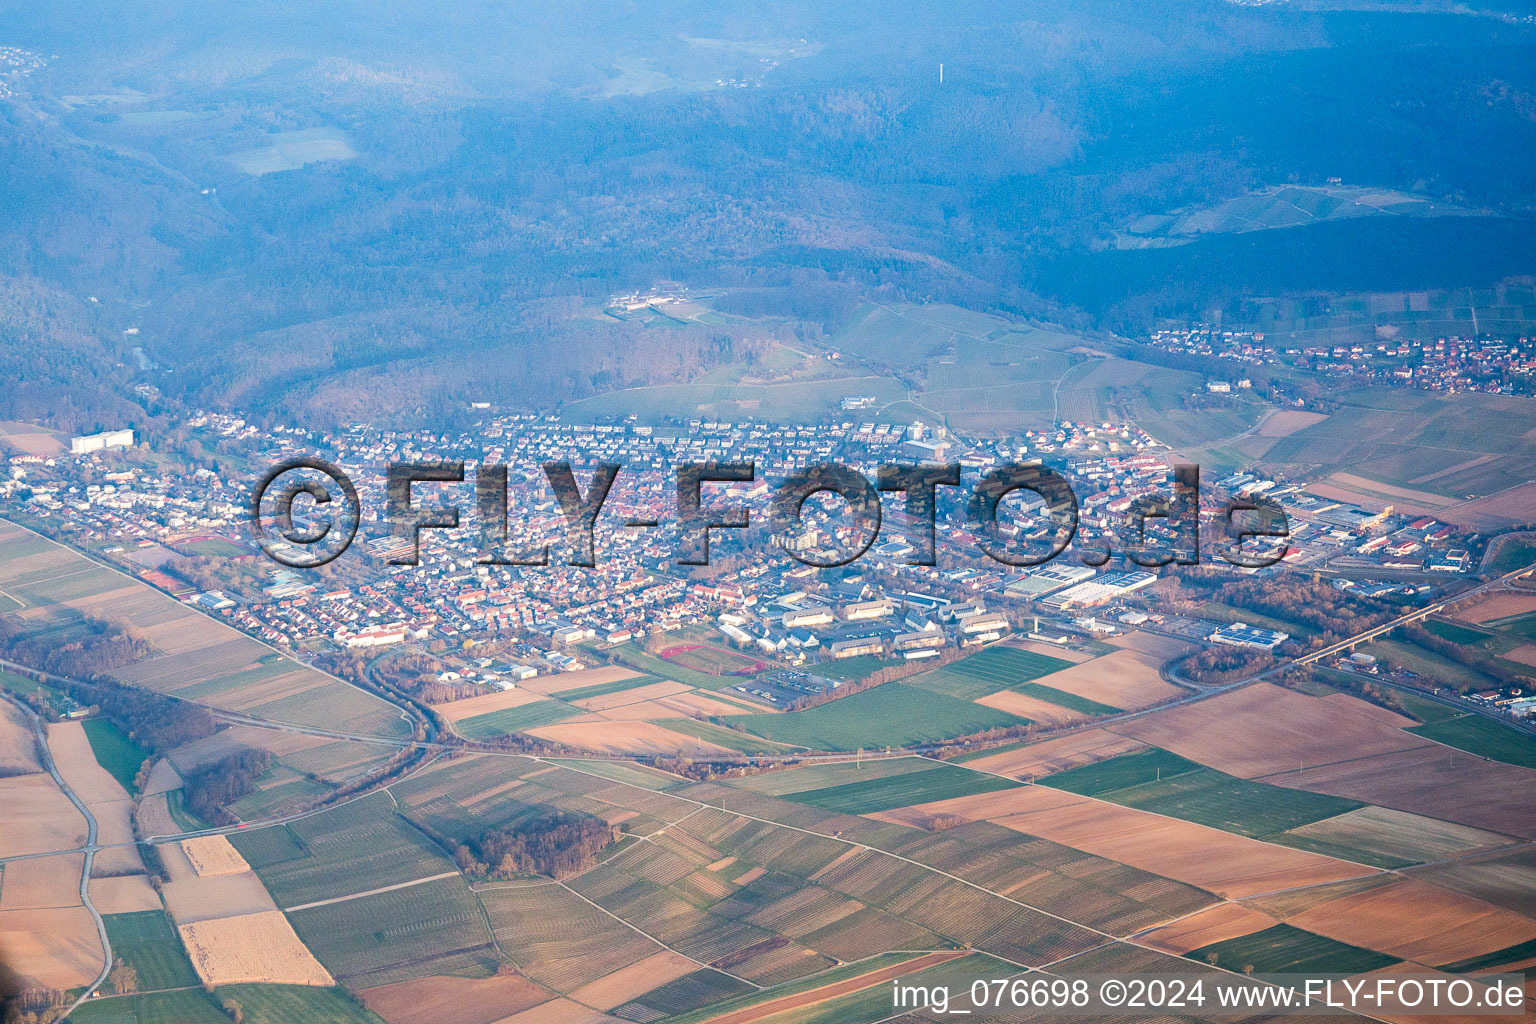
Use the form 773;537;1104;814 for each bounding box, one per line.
1294;559;1536;667
0;691;113;1016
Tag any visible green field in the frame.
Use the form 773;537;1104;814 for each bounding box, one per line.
614;646;735;690
554;673;659;703
1489;611;1536;643
777;761;1020;814
1421;618;1501;647
1366;637;1498;692
1487;536;1536;576
229;792;455;908
1440;936;1536;973
213;984;389;1024
809;655;904;682
288;875;498;986
102;910;200;992
1040;748;1362;837
1184;924;1397;975
737;756;937;796
0;667;43;695
70;989;230;1024
454;699;584;739
724;683;1029;751
906;646;1074;700
1394;692;1465;724
1406;714;1536;769
82;718;151;793
68;985;390;1024
1014;683;1121;715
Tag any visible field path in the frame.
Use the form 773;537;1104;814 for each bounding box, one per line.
696;951;963;1024
282;870;460;912
0;692;112;1015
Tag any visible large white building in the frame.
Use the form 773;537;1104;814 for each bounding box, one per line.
70;428;135;455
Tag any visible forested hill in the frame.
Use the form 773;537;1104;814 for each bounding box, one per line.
2;0;1535;427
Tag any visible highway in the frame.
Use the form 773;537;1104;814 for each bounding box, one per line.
1296;559;1536;667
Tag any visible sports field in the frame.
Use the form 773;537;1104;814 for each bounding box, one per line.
725;683;1029;751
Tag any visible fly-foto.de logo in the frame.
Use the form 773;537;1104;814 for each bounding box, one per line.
249;457;1288;571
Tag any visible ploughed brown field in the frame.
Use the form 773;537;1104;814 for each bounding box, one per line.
0;700;40;775
873;785;1374;898
571;679;691;712
1287;877;1536;965
0;775;85;859
1139;903;1278;954
516;666;645;695
1032;649;1184;709
974;688;1085;725
594;689;752;721
1453;592;1536;623
960;727;1148;779
0;853;85;911
526;719;737;755
359;974;550;1024
1263;745;1536;839
1106;682;1431;778
431;685;547;722
1439;481;1536;531
88;874;162;915
565;949;698;1009
0;906;102;989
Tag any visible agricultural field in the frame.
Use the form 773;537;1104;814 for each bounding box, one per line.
613;644;749;690
287;875;498;988
763;760;1020;815
80;718;151;793
656;718;806;754
0;522;409;739
723;683;1029;751
1012;683;1120;716
905;645;1075;700
453;699;584;740
102;910;201;992
228;793;456;909
661;643;765;676
1260;388;1536;500
1039;747;1365;838
1405;713;1536;769
1183;923;1398;975
1108;682;1426;778
1276;805;1512;870
70;985;389;1024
